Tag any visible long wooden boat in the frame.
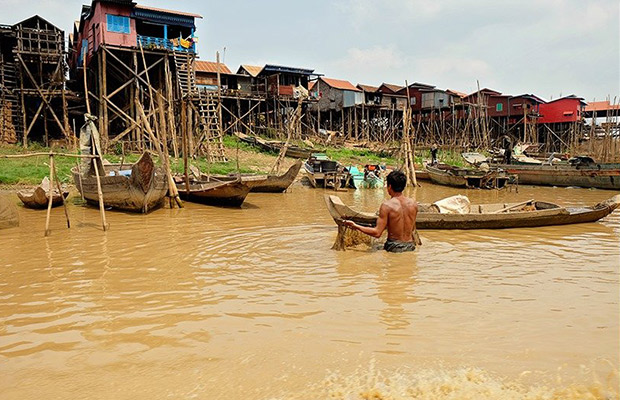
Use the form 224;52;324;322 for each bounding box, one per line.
325;194;620;230
72;152;168;213
427;164;513;189
176;178;251;207
494;160;620;190
17;177;69;209
201;160;302;193
304;154;355;189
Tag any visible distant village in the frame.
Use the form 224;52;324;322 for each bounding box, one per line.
0;0;618;162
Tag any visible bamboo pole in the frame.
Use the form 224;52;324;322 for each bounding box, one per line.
53;161;70;228
91;154;108;232
44;154;55;236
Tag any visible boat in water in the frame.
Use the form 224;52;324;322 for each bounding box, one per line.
325;194;620;230
72;152;168;213
200;160;302;193
176;178;251;207
495;156;620;190
17;177;69;209
304;153;355;189
349;164;384;189
426;163;514;189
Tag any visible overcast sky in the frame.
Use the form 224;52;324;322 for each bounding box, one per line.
2;0;618;101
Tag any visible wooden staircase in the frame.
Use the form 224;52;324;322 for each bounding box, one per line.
196;89;227;162
0;58;22;142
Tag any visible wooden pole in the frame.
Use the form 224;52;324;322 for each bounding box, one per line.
53;161;70;228
44;153;55;236
91;155;108;231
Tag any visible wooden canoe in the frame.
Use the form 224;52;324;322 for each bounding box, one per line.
17;177;69;209
176;179;251;207
325;194;620;230
494;162;620;190
72;152;168;213
201;160;302;193
427;164;512;189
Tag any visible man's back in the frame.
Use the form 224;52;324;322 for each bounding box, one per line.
383;195;418;242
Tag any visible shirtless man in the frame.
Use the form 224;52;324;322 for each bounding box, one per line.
343;170;418;253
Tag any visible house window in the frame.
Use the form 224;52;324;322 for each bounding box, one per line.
107;15;130;34
496;103;503;112
411;97;416;105
79;39;88;66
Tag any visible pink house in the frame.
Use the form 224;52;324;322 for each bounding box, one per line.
71;0;201;69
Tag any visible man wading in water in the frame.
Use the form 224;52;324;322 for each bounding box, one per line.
343;170;418;253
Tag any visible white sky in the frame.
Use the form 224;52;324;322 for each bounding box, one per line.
2;0;618;101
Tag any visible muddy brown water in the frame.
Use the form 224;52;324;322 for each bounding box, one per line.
1;183;619;399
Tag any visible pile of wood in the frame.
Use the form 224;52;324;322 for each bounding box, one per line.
0;100;17;144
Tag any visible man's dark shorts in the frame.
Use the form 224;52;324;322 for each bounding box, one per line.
384;239;416;253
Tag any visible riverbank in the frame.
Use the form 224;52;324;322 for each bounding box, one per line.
1;135;411;188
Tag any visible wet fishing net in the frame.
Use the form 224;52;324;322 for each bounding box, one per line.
332;223;374;251
0;195;19;229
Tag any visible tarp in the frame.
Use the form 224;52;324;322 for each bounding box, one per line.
433;195;471;214
0;195;19;229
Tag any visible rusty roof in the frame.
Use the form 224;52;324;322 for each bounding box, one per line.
195;60;232;74
446;89;467;98
585;100;620;112
357;84;379;93
320;77;360;92
134;5;202;19
238;65;263;78
379;83;405;93
308;81;316;90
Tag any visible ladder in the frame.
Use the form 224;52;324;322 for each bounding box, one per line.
196;88;227;162
172;50;197;99
0;59;22;142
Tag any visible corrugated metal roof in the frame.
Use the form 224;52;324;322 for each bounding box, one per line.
263;64;315;75
134;5;202;19
321;77;360;92
308;81;316;90
195;60;231;74
238;65;263;78
357;84;379;93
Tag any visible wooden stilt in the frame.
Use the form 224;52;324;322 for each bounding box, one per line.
44;153;54;236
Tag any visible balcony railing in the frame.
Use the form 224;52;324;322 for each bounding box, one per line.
137;35;195;53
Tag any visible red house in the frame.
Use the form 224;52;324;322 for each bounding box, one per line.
538;95;586;124
396;82;434;112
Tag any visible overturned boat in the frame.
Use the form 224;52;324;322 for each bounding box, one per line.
325;194;620;230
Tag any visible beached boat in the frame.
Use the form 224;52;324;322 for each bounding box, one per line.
17;177;69;209
304;154;355;189
494;157;620;190
234;132;314;159
176;178;251;207
324;194;620;230
72;152;168;213
200;160;302;193
427;164;513;189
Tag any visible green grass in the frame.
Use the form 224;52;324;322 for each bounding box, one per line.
0;144;255;185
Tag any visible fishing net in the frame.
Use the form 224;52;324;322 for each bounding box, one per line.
0;195;19;229
332;224;374;251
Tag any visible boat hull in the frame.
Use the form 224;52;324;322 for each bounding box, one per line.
177;181;251;207
325;194;620;230
72;153;168;213
18;187;68;209
497;163;620;190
